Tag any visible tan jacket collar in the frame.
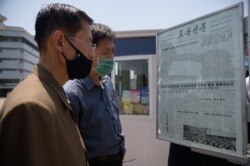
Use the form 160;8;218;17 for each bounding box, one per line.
32;64;70;110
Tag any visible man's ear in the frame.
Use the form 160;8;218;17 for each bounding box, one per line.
52;30;64;52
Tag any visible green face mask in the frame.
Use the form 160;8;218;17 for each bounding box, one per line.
94;57;114;76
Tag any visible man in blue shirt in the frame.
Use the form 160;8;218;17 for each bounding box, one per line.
64;23;125;166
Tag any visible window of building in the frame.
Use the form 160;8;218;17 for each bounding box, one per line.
0;36;4;42
0;36;38;51
112;55;155;116
0;79;20;84
0;36;21;42
21;38;38;51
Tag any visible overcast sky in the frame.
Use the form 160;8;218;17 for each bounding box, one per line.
0;0;248;35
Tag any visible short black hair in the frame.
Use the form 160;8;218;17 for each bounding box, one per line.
34;3;93;51
90;23;115;46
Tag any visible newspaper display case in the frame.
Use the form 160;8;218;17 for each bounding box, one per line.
157;2;249;164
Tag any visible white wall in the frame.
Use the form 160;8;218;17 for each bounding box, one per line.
120;117;170;166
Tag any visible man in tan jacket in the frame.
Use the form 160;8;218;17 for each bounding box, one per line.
0;3;95;166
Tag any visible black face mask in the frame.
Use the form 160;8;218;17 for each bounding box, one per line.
63;37;93;80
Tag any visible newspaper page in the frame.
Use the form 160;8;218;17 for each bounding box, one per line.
157;3;245;157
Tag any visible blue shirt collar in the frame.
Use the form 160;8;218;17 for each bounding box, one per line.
80;76;96;91
80;75;108;91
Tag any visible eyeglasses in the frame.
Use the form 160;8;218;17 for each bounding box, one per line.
67;36;96;48
67;36;96;56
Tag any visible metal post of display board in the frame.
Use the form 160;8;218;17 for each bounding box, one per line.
247;1;250;164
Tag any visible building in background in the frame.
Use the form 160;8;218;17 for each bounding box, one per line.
0;15;39;97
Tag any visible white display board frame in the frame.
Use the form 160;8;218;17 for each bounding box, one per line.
156;2;249;164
